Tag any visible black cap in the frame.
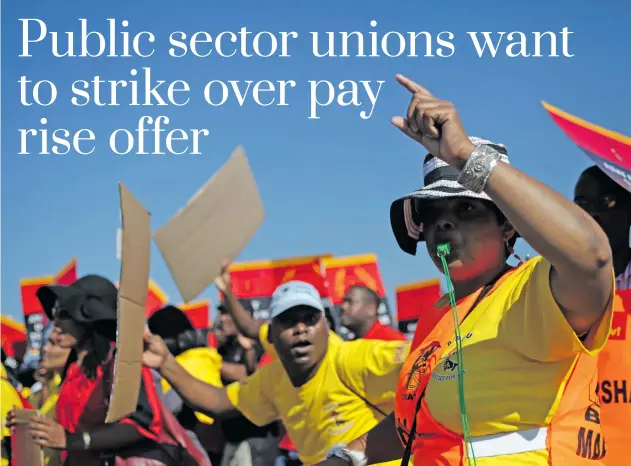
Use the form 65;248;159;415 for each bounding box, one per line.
148;305;194;340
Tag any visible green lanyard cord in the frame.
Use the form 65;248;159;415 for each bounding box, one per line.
437;244;477;466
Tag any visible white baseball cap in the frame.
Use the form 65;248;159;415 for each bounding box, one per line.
269;281;325;319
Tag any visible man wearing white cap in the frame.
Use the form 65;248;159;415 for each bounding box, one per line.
143;281;410;466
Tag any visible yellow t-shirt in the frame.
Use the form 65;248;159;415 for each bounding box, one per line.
226;338;410;465
424;257;614;464
29;374;62;411
161;347;223;424
20;374;63;466
39;386;63;466
1;364;25;466
258;322;344;361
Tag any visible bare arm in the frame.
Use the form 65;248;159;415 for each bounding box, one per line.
215;260;264;341
484;163;613;334
392;74;613;335
160;353;237;418
242;348;259;375
222;288;263;341
238;335;262;375
315;414;404;466
220;362;248;383
349;413;404;464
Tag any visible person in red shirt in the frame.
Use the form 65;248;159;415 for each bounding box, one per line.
6;274;209;466
340;285;407;341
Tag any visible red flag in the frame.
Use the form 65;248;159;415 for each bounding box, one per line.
322;254;386;305
396;279;442;322
228;254;331;299
322;254;394;331
223;254;331;321
395;279;442;337
20;259;78;318
180;300;210;330
1;316;27;358
54;258;77;285
20;275;54;317
146;280;169;317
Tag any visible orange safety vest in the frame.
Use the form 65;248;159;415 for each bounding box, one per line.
394;270;607;465
598;289;631;465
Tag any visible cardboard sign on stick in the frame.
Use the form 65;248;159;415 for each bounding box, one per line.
154;146;264;302
11;409;44;466
105;183;151;423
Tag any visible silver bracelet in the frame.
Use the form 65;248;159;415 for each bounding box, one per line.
457;144;502;193
327;446;368;466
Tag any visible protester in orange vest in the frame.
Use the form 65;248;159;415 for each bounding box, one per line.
314;75;615;466
574;165;631;464
340;286;407;341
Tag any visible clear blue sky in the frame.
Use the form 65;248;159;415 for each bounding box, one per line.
2;0;630;322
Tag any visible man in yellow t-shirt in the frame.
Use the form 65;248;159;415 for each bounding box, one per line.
143;281;410;466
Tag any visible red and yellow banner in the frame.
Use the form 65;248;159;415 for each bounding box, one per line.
180;300;210;330
54;258;78;286
20;258;78;317
322;254;386;305
143;280;208;330
20;275;54;317
395;279;442;323
1;316;27;358
146;279;169;317
223;254;331;321
228;254;332;299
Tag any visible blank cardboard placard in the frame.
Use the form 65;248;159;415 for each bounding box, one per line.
12;409;44;466
105;183;151;423
154;146;264;302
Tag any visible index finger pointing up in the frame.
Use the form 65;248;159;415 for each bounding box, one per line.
396;74;433;96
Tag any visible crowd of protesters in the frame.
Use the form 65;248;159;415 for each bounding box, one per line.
1;76;629;466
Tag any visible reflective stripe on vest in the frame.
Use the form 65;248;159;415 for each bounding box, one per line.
470;427;547;458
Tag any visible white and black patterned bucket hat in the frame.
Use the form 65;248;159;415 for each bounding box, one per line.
390;137;511;255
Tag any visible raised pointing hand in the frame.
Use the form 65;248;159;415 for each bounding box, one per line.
391;74;474;168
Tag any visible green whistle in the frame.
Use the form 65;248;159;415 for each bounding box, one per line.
437;243;451;257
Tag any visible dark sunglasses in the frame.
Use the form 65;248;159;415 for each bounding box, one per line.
413;198;490;227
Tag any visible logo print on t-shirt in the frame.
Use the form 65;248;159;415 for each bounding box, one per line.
442;354;458;372
432;351;466;382
404;341;441;391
